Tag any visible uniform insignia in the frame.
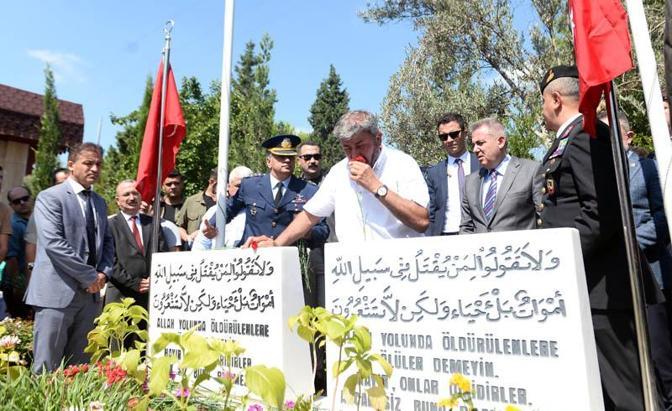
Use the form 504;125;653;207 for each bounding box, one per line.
251;202;257;216
281;138;292;149
548;137;569;160
293;194;306;204
546;179;556;196
545;70;555;84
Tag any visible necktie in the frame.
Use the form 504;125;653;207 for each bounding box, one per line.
274;182;284;206
130;215;145;254
455;158;465;200
81;190;97;267
483;169;498;221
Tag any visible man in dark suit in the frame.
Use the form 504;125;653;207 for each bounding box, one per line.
106;180;167;309
226;135;329;248
26;142;114;373
538;66;663;410
425;112;480;236
459;117;542;233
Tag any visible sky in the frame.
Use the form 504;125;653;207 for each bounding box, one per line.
0;1;423;151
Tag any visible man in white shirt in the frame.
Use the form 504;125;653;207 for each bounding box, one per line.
244;110;429;246
424;112;480;236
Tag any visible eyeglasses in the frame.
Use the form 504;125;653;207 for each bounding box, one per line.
298;154;322;161
438;130;462;141
10;196;30;205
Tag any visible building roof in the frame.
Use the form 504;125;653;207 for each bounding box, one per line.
0;83;84;148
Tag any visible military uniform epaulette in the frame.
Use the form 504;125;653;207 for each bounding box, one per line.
242;173;264;180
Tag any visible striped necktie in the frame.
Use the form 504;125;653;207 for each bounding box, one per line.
483;169;498;221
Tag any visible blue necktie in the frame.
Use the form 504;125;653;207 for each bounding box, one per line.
483;169;498;221
82;190;97;267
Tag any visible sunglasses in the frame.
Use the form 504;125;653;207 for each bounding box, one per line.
10;195;30;205
438;130;462;141
298;154;322;161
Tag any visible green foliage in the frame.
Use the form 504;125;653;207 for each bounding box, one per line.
308;65;350;168
98;76;154;208
289;306;393;411
31;65;62;194
175;78;221;196
84;297;149;364
229;34;278;173
361;0;573;165
245;365;286;409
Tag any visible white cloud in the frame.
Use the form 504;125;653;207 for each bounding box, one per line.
26;49;87;83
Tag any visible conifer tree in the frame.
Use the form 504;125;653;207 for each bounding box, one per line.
31;65;62;194
308;65;350;168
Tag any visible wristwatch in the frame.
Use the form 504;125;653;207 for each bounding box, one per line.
375;184;389;198
27;262;34;270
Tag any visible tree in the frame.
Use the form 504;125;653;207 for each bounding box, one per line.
175;77;221;196
31;65;62;194
229;34;277;173
307;65;350;168
362;0;666;163
98;76;153;207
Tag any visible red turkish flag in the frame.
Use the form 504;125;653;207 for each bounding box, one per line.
135;61;186;202
569;0;633;135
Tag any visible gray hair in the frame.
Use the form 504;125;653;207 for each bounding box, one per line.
229;166;253;182
597;110;631;133
545;77;580;101
332;110;381;141
470;117;506;138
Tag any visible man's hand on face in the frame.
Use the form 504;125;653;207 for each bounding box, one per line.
348;160;381;193
242;235;275;249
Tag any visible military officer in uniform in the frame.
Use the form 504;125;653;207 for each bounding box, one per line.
226;134;329;251
538;65;664;410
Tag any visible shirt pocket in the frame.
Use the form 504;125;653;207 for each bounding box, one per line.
244;199;265;219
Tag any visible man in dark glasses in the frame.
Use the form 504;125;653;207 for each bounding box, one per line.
424;112;480;236
297;142;324;185
3;186;33;318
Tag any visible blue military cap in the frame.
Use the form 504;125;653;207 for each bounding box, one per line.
539;65;579;93
262;134;301;156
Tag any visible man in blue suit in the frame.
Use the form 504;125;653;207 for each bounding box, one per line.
226;135;329;248
25;142;114;373
424;112;480;236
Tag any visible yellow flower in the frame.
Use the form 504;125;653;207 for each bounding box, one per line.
450;373;472;393
437;397;459;408
504;406;521;411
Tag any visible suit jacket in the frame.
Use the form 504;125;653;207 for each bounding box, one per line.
25;181;114;309
628;150;672;289
425;152;480;235
539;116;662;309
106;212;167;308
227;174;329;246
459;156;542;233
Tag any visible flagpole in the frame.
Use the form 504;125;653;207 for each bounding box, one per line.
624;0;672;244
150;20;174;254
214;0;235;248
606;83;659;410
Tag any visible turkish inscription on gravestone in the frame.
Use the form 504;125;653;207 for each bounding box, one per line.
325;228;603;411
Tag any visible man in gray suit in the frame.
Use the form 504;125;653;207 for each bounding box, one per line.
425;112;480;236
459;117;542;233
25;142;114;372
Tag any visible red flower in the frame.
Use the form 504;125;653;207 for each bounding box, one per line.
250;240;258;251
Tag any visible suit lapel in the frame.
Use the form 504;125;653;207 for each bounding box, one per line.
278;177;300;208
476;168;488;222
117;212;144;255
490;157;521;224
259;175;276;206
141;215;152;255
439;158;449;204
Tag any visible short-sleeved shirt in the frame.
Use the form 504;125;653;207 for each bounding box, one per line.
303;145;429;242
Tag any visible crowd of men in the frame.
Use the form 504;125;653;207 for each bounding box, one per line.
1;65;672;409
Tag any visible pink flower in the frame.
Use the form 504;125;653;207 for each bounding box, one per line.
284;400;296;409
175;387;191;398
247;405;264;411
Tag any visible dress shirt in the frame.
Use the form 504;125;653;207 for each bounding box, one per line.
443;151;472;233
67;178;98;226
303;145;429;242
192;205;246;250
119;211;144;247
481;154;511;208
269;175;290;201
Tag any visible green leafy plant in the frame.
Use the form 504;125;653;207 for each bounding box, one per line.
289;306;392;411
